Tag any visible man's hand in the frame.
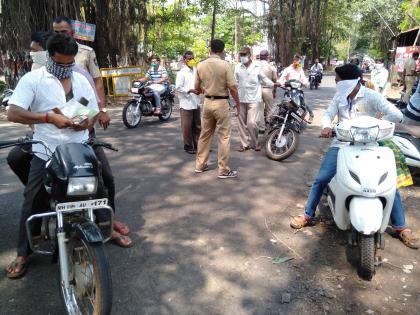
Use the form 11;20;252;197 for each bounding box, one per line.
49;113;74;129
236;104;240;117
188;89;200;95
72;118;90;131
320;127;333;138
98;111;111;130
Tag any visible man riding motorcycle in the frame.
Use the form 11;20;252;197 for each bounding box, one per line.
310;58;323;84
290;63;419;249
138;55;169;115
6;33;99;278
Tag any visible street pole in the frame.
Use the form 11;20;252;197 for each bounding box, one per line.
234;15;238;60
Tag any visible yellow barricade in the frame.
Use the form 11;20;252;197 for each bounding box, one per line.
100;66;143;96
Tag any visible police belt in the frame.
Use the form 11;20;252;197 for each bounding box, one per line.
205;95;229;100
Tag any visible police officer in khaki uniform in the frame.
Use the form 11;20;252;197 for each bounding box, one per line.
52;17;133;247
402;51;419;103
52;16;110;129
259;49;277;131
192;39;241;179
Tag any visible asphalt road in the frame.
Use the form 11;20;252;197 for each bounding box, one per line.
0;75;419;315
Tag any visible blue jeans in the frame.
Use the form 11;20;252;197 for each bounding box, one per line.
304;147;406;229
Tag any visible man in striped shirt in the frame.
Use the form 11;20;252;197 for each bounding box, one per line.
403;83;420;126
140;55;169;115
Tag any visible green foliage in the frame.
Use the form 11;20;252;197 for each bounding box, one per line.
399;0;420;31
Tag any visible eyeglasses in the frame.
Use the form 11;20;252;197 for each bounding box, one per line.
54;30;71;34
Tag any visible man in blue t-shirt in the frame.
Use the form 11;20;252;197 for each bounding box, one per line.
139;55;169;115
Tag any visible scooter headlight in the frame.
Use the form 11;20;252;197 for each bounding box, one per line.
67;177;98;196
377;127;394;141
350;126;379;143
336;127;352;141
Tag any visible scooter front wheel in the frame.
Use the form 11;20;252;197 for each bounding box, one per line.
358;234;376;281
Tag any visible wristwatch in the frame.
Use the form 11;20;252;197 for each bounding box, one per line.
100;108;108;113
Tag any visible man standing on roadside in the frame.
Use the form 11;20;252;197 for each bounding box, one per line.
176;51;201;154
235;47;277;152
259;49;278;132
193;39;241;179
402;51;419;103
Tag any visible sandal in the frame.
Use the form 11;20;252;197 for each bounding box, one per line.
254;144;262;151
398;229;419;249
114;220;130;236
290;215;315;229
238;146;250;152
6;257;28;279
112;231;133;248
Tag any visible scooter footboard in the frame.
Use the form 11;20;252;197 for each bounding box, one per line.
349;197;383;235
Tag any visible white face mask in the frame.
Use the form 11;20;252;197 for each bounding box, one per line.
375;63;384;70
30;51;47;70
240;56;249;64
335;79;360;107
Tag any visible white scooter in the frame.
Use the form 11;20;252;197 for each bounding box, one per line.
392;124;420;173
327;116;396;280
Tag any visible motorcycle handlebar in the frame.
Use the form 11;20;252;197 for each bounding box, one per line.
86;138;118;152
0;136;34;149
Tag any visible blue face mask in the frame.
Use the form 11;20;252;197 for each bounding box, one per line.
46;56;74;79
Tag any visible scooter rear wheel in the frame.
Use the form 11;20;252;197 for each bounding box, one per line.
358;234;376;281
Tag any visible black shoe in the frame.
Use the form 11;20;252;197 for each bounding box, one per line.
186;149;197;154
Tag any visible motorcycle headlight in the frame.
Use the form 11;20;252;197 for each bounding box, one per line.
67;177;97;196
290;81;301;89
350;126;379;143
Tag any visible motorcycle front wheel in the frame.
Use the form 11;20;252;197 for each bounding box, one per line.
159;99;173;121
59;237;112;315
358;234;376;281
265;127;299;161
122;100;142;128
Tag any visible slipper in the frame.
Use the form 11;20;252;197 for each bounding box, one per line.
238;146;250;152
398;229;419;249
254;145;262;151
112;232;133;248
114;220;130;236
6;258;27;279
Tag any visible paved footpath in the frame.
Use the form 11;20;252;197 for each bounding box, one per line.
0;75;419;315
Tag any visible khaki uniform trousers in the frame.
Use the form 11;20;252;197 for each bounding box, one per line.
238;102;260;148
196;99;231;175
262;87;275;125
403;77;416;103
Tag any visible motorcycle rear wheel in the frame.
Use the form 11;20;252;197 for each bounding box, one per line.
265;127;299;161
59;237;112;315
122;100;142;128
159;99;173;121
358;234;376;281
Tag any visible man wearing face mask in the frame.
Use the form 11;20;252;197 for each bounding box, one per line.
279;55;313;121
139;55;169;115
29;31;49;70
235;47;277;151
176;51;201;154
371;58;389;96
290;63;418;250
402;51;419;103
6;33;99;278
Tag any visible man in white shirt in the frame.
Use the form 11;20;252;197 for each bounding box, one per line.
176;51;201;154
310;58;324;83
235;47;277;151
6;33;99;278
290;63;418;249
279;55;309;87
371;58;389;96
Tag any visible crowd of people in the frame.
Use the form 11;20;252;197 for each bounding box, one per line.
3;14;419;282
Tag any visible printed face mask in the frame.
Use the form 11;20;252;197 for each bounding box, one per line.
30;51;47;70
46;56;74;79
240;56;249;64
375;63;384;70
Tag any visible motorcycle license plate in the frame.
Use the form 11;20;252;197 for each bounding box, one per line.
56;198;108;212
291;112;303;122
131;87;139;94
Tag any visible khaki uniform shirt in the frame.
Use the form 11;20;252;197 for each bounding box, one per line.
260;60;277;88
195;54;237;96
404;58;416;81
75;43;101;79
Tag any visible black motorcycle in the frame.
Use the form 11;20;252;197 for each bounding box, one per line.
309;70;321;90
265;80;310;161
0;137;115;315
122;81;175;128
